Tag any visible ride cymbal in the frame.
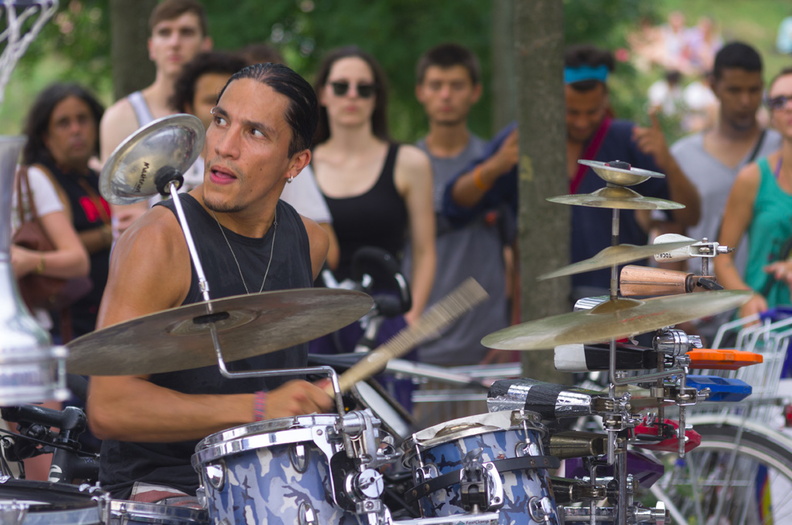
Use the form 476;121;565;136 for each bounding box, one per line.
481;290;752;351
547;185;684;210
538;240;694;280
67;288;373;375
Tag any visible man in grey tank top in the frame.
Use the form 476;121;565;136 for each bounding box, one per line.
405;44;513;425
99;0;212;239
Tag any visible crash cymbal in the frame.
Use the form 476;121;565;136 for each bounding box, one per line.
538;240;694;280
578;159;664;187
100;114;204;205
481;290;752;351
547;185;684;210
67;288;373;376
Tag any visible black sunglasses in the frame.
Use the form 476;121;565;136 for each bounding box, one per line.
329;81;376;99
766;94;792;111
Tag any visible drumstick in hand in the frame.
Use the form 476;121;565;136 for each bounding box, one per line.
328;277;489;395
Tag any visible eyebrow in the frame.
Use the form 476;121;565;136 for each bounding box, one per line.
212;105;279;138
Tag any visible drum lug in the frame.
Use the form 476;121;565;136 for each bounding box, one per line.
290;443;309;473
459;459;504;513
528;495;557;522
298;501;318;525
203;460;225;491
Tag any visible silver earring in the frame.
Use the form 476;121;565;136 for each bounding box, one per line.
287;176;294;184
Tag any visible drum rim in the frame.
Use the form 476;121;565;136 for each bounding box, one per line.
0;479;105;511
193;414;343;467
109;499;208;520
196;413;340;450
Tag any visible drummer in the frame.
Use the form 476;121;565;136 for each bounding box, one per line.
86;63;334;502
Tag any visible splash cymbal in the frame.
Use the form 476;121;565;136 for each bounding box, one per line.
67;288;373;375
481;290;752;351
538;240;694;280
547;185;684;210
100;114;204;205
578;159;664;187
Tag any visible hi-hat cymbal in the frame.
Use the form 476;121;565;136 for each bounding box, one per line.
538;240;694;280
481;290;752;351
578;159;664;187
100;114;204;205
547;185;684;210
67;288;373;375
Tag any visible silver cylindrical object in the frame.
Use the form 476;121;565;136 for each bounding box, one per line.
0;135;68;404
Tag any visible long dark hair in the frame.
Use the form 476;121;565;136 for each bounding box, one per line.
313;46;390;145
22;83;104;165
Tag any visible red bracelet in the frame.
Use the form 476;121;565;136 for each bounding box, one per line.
253;391;267;421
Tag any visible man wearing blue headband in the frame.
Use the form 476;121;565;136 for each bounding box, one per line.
442;44;700;300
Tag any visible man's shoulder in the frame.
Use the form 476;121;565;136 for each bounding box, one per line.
102;96;136;125
670;132;704;155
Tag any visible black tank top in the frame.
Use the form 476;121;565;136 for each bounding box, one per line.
99;195;313;498
39;158;111;338
322;143;407;281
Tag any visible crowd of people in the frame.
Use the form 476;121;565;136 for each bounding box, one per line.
7;0;792;506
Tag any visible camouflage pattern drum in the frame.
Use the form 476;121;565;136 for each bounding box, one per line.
403;410;559;525
193;412;391;525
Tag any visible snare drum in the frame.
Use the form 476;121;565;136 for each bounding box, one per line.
403;411;559;524
193;413;390;525
108;500;208;524
0;479;106;524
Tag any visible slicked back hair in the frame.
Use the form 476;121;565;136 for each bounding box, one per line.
217;63;318;157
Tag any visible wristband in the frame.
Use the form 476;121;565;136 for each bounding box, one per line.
472;165;492;191
253;390;267;421
35;255;46;274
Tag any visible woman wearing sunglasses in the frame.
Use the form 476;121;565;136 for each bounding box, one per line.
312;46;436;327
310;46;436;410
715;67;792;319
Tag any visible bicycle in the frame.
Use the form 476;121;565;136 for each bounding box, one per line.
650;307;792;524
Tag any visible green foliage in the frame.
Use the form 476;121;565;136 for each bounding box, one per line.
202;0;492;142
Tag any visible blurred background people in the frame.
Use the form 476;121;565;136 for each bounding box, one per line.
309;46;436;411
715;67;792;319
22;82;109;343
100;0;212;238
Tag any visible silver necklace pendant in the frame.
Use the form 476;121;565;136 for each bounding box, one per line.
212;208;278;295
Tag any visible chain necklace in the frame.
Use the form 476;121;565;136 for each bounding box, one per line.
211;208;278;294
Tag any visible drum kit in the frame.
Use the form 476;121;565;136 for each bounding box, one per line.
0;5;757;522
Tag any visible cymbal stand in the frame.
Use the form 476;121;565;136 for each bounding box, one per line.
605;204;629;525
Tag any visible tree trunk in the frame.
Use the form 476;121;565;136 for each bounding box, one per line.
491;0;516;133
514;0;572;385
109;0;157;101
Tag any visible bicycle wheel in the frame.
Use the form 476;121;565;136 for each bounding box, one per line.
651;418;792;525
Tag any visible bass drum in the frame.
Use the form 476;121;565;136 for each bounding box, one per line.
0;479;106;525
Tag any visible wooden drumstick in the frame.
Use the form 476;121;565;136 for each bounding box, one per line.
327;277;489;395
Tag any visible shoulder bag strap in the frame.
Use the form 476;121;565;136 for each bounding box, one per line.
570;117;612;194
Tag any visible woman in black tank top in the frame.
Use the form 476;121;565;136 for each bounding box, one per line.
310;47;437;411
311;46;436;327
